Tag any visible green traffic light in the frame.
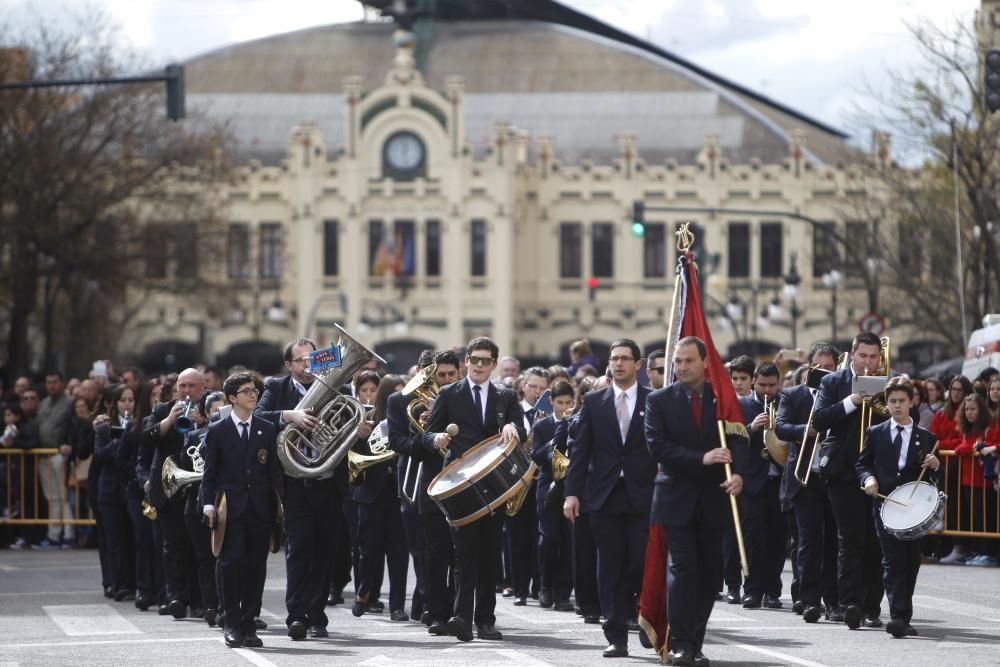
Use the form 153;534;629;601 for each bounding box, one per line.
631;221;645;237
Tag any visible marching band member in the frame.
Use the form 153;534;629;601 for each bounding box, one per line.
857;378;939;638
564;339;654;659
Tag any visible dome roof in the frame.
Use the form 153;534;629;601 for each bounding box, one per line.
186;19;854;166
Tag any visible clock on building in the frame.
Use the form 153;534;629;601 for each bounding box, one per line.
383;131;426;179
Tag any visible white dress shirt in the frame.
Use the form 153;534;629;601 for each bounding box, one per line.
468;376;491;423
890;418;913;470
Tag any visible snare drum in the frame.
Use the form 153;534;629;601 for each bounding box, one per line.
880;481;946;541
427;434;537;528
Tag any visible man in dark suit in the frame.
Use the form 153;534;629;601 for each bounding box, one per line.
812;332;886;630
564;338;655;659
201;373;283;649
422;337;526;642
775;343;841;624
397;350;460;636
738;362;787;610
644;336;746;667
530;379;575;612
857;378;940;638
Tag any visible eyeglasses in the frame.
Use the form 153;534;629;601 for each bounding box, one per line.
650;367;665;374
236;387;259;396
468;356;495;367
608;356;635;363
290;356;310;364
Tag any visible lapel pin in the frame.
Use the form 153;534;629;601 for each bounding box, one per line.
257;430;262;436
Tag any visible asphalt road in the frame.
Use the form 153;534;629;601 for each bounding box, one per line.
1;547;999;666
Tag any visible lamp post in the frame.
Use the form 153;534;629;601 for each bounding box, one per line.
783;253;802;350
822;267;844;343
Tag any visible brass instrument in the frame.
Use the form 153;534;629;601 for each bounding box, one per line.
277;324;386;478
400;365;441;504
551;447;570;481
858;336;891;454
793;365;833;486
348;418;398;485
162;456;203;499
141;499;158;520
175;398;196;434
761;395;790;466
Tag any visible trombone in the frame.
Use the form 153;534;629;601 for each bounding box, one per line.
858;336;891;454
793;365;834;486
399;365;441;504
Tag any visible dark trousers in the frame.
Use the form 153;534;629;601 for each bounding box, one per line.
284;477;337;627
159;496;195;603
421;510;454;623
183;511;218;610
537;499;573;601
335;495;360;596
742;477;787;598
127;495;163;600
664;513;723;653
451;511;501;627
572;513;600;615
218;509;270;633
793;479;839;608
400;503;426;613
827;479;883;615
99;496;135;594
357;485;408;612
874;513;922;623
589;482;648;645
507;482;539;598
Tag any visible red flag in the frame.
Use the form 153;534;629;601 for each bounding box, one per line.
638;523;670;661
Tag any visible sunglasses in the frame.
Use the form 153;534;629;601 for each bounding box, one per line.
468;355;495;367
650;366;665;374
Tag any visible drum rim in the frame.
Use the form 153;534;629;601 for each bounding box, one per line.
880;480;942;531
443;463;538;528
427;434;518;500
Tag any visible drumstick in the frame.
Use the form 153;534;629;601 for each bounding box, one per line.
860;486;907;506
910;442;941;499
439;424;458;458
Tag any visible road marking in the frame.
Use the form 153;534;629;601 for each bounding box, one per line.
358;650;555;666
710;635;831;667
232;646;280;667
0;562;19;571
42;604;141;636
0;637;220;649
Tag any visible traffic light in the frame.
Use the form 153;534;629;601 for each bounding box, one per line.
587;276;599;301
631;200;645;237
165;64;185;121
986;50;1000;113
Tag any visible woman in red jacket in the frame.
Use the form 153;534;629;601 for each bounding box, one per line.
931;376;973;564
953;394;999;565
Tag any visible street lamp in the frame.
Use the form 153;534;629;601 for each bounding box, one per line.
783;253;802;349
822;268;844;343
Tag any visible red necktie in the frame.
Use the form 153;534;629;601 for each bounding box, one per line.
691;389;702;430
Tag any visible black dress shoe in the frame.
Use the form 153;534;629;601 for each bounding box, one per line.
243;632;263;648
584;613;601;624
254;617;267;630
512;596;527;606
539;589;553;608
742;594;762;609
390;610;409;622
224;629;244;648
802;606;822;623
725;588;740;604
626;618;640;632
886;619;906;638
501;588;514;598
168;599;187;620
158;603;170;616
367;601;385;613
669;648;696;666
844;605;862;629
351;601;366;617
204;609;218;627
602;643;628;658
639;629;653;649
826;606;844;623
904;624;918;637
310;626;329;638
693;650;711;667
135;594;151;611
427;620;448;636
288;620;307;640
476;623;503;640
327;591;344;606
863;615;882;628
792;600;805;615
554;600;575;612
446;617;473;642
114;589;135;602
763;595;783;609
103;585;114;599
420;610;433;625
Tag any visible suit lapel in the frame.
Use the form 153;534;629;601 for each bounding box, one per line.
603;387;623;446
624;386;646;446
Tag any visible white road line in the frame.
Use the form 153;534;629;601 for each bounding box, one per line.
710;635;831;667
42;604;141;636
1;637;221;649
232;646;280;667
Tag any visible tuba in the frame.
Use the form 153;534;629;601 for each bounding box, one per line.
400;365;442;504
277;324;386;479
348;418;398;485
162;456;203;499
761;395;790;466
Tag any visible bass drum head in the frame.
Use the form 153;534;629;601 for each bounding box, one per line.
881;481;940;535
428;435;508;499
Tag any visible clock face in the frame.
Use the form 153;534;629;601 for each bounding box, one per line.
385;132;425;174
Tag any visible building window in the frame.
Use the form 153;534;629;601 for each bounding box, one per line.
145;224;169;279
728;222;750;278
644;223;666;278
323;220;338;277
898;222;923;273
259;223;282;285
559;222;582;278
394;220;416;277
812;222;838;278
759;222;783;278
228;223;251;280
368;220;384;276
592;222;613;278
843;221;867;278
470;219;487;277
426;220;441;277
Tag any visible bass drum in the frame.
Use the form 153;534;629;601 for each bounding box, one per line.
880;481;946;541
427;434;537;528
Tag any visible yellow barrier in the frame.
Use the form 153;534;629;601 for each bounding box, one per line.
933;449;999;539
0;448;96;526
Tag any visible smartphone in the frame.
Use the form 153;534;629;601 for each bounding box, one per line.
92;360;108;378
534;389;553;416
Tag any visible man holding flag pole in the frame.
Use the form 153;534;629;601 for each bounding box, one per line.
640;223;749;666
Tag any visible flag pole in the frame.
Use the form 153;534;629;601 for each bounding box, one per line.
717;419;749;576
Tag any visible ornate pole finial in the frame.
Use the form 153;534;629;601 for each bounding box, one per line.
676;222;695;253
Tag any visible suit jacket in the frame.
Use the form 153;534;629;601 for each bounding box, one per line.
856;421;938;499
530;415;559;506
565;384;654;515
142;401;192;509
200;414;283;522
738;393;777;496
644;381;748;527
255;375;306;428
420;378;526;465
812;368;890;482
774;383;814;509
388;391;443;515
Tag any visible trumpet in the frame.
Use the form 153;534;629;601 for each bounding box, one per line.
400;365;441;504
175;398;196;434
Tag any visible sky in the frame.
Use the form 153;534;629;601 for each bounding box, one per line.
3;0;984;138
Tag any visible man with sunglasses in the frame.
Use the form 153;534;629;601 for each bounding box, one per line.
646;349;666;390
422;337;526;642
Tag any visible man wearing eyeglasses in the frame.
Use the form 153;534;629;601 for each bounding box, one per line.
422;337;526;642
564;339;655;659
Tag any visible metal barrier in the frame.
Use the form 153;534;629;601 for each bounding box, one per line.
932;449;999;539
0;448;96;526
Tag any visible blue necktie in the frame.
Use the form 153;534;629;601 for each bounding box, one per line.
240;422;250;444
